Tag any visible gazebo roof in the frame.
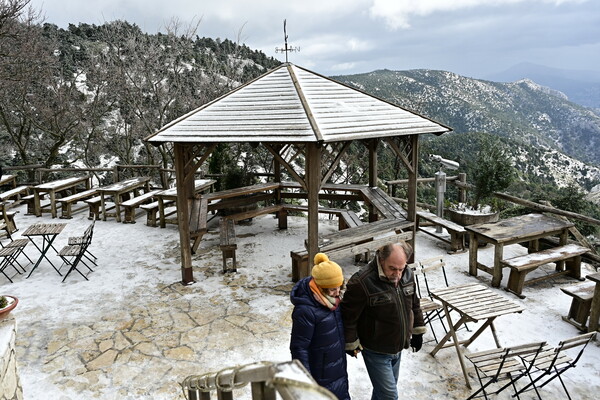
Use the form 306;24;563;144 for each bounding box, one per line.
146;63;451;144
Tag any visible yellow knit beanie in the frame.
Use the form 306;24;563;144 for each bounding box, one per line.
311;253;343;289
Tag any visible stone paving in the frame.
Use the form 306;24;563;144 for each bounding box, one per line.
14;261;298;399
6;209;600;399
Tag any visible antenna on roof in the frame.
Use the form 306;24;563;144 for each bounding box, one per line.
275;19;300;63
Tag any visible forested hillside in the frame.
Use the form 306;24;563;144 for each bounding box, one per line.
332;69;600;166
0;3;280;173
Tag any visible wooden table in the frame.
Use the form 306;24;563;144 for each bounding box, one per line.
429;283;525;388
0;174;17;189
21;223;67;278
587;272;600;332
97;177;151;222
465;213;574;287
155;179;215;228
33;176;91;218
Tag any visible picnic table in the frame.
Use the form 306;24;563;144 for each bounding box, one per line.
465;213;574;287
587;272;600;332
155;179;215;228
97;177;151;222
21;222;67;278
429;283;525;388
33;175;91;218
0;174;17;189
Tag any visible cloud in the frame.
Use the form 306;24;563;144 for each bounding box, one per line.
368;0;589;30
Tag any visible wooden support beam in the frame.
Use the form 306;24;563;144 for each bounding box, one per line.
306;143;322;265
174;143;194;284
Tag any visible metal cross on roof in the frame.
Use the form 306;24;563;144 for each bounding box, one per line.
275;19;300;62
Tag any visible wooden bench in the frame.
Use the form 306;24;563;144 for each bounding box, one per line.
189;198;209;253
282;204;363;230
416;211;466;253
85;196;115;220
0;202;18;235
360;186;407;221
561;282;596;331
502;243;590;298
291;219;414;281
0;185;31;204
223;204;284;223
220;218;237;272
121;190;161;224
56;188;99;219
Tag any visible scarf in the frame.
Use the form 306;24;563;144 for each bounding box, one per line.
309;278;340;311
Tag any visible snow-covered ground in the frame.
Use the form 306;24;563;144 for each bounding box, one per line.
3;204;599;399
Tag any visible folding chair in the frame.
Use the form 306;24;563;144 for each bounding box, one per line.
410;256;466;343
515;331;596;400
1;246;21;282
67;219;97;268
465;341;547;400
0;221;32;274
58;220;96;282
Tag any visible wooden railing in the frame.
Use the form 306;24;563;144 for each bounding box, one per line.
181;360;336;400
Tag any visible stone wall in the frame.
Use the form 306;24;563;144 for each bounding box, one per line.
0;315;23;400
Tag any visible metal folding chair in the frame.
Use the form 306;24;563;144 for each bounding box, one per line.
0;224;32;275
58;220;96;282
67;219;97;268
411;256;467;343
465;341;547;400
515;332;596;400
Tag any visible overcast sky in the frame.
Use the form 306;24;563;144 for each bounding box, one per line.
27;0;599;79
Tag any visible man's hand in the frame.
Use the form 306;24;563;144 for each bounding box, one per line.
410;334;423;352
345;348;360;358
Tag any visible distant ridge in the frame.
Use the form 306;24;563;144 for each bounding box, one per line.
486;62;600;109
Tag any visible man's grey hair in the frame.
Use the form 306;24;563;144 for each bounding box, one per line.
377;241;413;262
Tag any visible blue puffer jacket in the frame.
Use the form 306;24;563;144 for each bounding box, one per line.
290;277;350;400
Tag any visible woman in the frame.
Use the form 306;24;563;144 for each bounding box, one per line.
290;252;350;400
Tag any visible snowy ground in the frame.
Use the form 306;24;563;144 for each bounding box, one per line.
3;204;600;399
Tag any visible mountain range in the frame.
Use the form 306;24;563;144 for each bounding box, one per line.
486;62;600;110
331;68;600;197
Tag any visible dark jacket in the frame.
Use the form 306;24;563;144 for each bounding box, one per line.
341;258;426;354
290;277;350;400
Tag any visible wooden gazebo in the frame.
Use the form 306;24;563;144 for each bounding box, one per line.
145;63;451;284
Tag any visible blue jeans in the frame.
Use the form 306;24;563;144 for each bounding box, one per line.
361;348;402;400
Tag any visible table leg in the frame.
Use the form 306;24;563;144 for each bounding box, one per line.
114;198;122;222
50;190;57;218
589;283;600;332
460;318;499;348
468;233;478;277
435;304;471;388
556;229;569;271
101;194;107;221
159;198;166;228
34;191;41;217
26;234;62;278
491;243;504;288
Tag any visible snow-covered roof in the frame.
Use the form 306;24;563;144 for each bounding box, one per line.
146;63;451;144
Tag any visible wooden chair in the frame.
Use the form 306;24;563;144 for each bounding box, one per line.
514;332;596;400
465;341;547;400
67;218;97;268
410;256;464;343
58;220;96;282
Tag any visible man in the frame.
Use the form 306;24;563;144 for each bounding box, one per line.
341;242;426;400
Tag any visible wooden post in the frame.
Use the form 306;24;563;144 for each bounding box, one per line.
274;149;287;229
368;139;378;222
174;143;194;284
407;135;419;260
306;143;321;267
458;173;467;203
